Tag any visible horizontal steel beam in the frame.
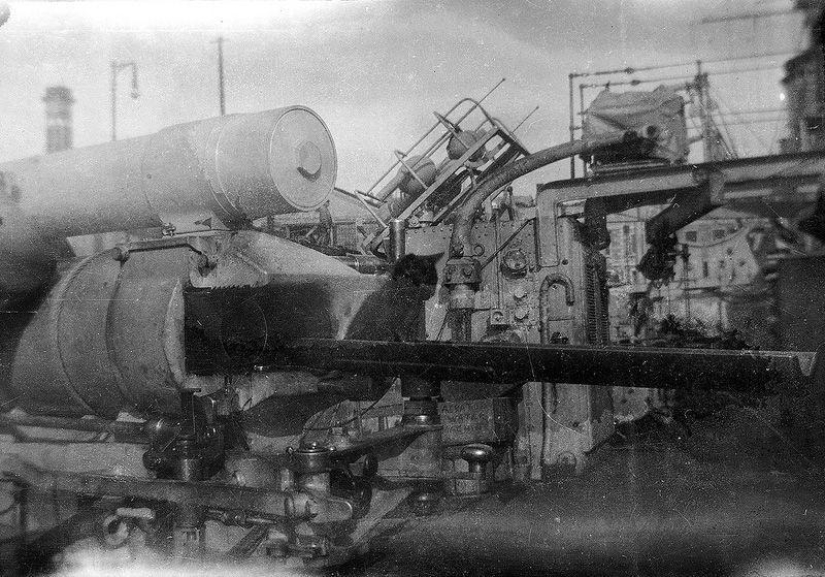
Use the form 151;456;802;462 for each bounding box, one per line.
539;150;825;205
279;339;814;393
2;457;352;523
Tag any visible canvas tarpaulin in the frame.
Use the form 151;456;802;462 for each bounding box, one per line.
583;85;689;164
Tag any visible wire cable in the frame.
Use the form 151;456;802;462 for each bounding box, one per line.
711;88;771;151
711;106;741;158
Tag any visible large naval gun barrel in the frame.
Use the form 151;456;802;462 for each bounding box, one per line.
0;106;337;294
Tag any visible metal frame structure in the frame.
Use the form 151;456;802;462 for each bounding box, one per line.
360;89;530;254
540;150;825;255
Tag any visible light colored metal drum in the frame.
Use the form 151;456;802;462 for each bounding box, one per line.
0;107;337;294
1;247;189;418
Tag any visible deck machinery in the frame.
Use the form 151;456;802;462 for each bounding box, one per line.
402;148;825;476
363;89;825;478
0;95;820;571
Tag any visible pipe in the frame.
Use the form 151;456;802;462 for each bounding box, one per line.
538;274;575;345
0;412;148;443
443;131;636;343
449;131;637;260
388;219;407;263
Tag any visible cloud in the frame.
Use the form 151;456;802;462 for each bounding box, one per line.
0;0;801;193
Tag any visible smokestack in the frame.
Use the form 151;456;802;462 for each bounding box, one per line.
42;86;74;153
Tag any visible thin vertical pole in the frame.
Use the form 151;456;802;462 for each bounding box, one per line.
568;73;576;179
696;60;714;163
579;82;587;177
111;62;117;141
217;37;226;116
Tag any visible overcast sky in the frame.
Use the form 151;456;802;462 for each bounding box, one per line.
0;0;806;203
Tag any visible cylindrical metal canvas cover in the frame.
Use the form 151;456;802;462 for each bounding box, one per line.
211;107;336;214
0;106;336;240
0;247;190;418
